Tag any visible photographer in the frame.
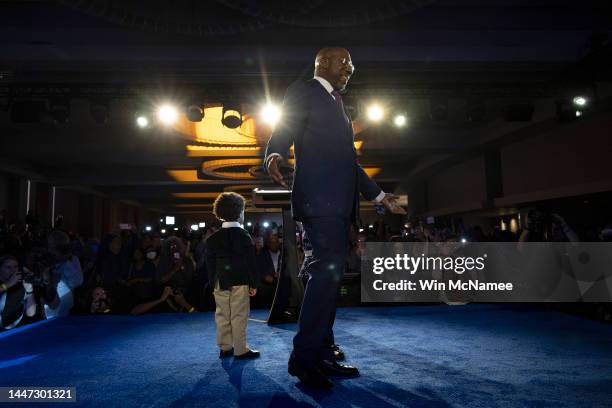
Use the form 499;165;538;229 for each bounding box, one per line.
518;210;579;250
156;236;196;312
44;231;84;318
0;255;36;330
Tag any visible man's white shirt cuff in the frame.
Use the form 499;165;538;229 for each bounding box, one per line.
265;153;283;169
374;191;386;202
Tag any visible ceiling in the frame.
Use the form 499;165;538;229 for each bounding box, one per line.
1;0;611;214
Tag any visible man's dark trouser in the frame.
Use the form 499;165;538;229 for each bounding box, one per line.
292;217;350;369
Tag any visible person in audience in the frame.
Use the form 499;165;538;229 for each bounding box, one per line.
205;192;259;359
255;232;281;307
44;230;84;318
96;234;128;288
0;255;36;329
130;286;174;315
90;286;111;314
157;236;196;312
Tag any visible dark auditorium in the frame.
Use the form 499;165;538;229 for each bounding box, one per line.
1;1;612;406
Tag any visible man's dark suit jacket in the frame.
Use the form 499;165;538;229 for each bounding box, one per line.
204;227;258;290
256;249;280;281
265;79;382;221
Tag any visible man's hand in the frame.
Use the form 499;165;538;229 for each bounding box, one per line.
249;287;257;297
381;194;407;215
267;155;288;188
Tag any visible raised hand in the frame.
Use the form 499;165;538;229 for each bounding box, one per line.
381;193;407;215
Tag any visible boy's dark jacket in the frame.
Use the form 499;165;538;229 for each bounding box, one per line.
204;227;258;290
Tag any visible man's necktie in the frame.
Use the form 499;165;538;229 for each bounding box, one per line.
331;90;350;123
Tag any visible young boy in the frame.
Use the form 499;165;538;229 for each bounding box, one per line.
205;192;260;359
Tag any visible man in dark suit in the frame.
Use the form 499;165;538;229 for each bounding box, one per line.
265;47;405;389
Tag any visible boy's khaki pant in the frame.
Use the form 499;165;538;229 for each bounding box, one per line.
213;282;250;355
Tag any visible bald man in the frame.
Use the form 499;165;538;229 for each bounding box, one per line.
265;47;405;389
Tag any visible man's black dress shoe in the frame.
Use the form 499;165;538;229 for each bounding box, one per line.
318;359;360;377
288;359;334;389
219;348;234;358
332;344;345;361
234;349;260;360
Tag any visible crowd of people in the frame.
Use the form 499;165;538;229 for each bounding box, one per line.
2;206;612;331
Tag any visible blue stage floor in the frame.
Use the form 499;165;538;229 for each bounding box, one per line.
1;305;611;407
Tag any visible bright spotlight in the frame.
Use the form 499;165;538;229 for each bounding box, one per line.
199;222;205;228
145;226;152;232
359;228;364;232
366;104;384;122
165;216;175;225
575;110;583;117
262;221;270;228
261;103;281;126
368;224;374;229
173;227;179;231
573;96;587;107
136;116;149;128
246;221;252;227
157;105;178;125
461;238;468;243
159;218;163;222
190;224;199;231
161;229;166;234
394;114;407;127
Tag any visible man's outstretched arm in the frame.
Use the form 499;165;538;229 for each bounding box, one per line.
264;81;310;187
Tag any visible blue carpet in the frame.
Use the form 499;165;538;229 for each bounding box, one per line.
1;305;611;407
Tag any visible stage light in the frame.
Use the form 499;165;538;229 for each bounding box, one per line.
90;100;109;124
190;224;199;231
368;224;374;229
260;103;281;126
145;226;152;232
461;238;468;243
576;110;583;117
161;229;167;234
246;221;252;227
159;218;163;223
186;104;204;122
136;116;149;128
359;228;364;232
157;104;178;125
263;221;270;228
222;103;242;129
165;216;175;225
174;227;179;231
573;96;587;107
393;114;407;127
199;222;206;228
366;104;384;122
50;98;70;124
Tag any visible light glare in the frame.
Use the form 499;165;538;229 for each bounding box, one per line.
136;116;149;128
394;114;407;127
157;105;178;125
367;104;384;122
261;103;281;126
573;96;587;107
